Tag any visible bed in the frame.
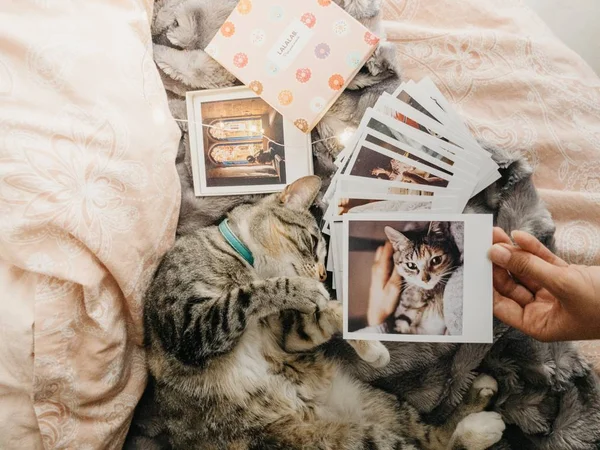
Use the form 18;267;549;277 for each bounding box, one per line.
1;0;599;448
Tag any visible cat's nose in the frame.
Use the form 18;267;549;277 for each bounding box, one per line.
318;264;327;281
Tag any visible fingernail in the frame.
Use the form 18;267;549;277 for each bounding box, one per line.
375;247;382;261
489;244;512;265
511;229;531;243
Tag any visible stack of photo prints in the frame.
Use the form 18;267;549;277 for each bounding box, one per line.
322;78;496;344
186;78;496;344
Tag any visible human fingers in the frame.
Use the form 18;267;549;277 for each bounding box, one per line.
493;289;526;332
492;228;545;291
489;242;543;293
492;264;534;306
489;244;568;297
493;290;569;342
374;268;401;318
511;230;568;267
492;228;542;293
385;267;402;295
378;241;394;274
493;227;512;245
371;243;393;284
381;240;394;261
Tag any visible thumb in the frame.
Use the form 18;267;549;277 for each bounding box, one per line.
385;268;402;294
489;244;567;297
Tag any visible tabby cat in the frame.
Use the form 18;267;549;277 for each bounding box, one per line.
127;177;504;449
384;222;461;335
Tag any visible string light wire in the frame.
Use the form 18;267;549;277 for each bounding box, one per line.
173;118;354;148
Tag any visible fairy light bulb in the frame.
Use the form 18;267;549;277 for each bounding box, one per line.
339;127;355;145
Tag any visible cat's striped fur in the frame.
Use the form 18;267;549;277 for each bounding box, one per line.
126;177;505;449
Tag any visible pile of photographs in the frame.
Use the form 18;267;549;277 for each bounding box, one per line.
324;78;497;343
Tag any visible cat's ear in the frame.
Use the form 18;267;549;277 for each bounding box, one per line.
428;221;449;238
280;176;322;210
384;226;410;249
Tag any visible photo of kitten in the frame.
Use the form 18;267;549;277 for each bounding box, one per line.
384;221;462;335
346;220;464;336
348;145;450;187
336;197;431;216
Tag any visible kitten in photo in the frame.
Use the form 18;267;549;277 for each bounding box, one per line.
372;159;448;186
125;177;504;449
384;221;461;335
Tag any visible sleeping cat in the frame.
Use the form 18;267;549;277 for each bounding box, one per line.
384;222;461;335
126;177;504;449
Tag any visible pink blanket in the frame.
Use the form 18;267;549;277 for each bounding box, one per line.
0;0;180;448
382;0;600;369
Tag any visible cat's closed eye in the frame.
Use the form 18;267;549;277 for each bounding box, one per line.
311;235;319;254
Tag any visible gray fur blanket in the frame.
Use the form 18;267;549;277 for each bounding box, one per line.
150;0;600;448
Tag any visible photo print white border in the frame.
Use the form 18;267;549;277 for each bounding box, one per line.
342;213;493;343
186;86;313;196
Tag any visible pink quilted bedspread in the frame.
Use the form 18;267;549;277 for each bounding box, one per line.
382;0;600;369
0;0;181;448
1;0;600;449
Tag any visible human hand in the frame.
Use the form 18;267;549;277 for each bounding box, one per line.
367;241;402;326
489;227;600;342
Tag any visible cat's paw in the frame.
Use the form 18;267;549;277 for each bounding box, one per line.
454;412;505;450
472;374;498;401
465;374;498;409
310;300;343;336
286;278;330;314
325;300;343;315
348;340;390;368
394;320;412;334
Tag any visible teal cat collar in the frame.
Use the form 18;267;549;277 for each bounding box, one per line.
218;219;255;266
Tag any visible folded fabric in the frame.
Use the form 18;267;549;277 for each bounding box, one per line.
0;1;181;447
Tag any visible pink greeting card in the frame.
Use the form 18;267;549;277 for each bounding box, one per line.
206;0;380;133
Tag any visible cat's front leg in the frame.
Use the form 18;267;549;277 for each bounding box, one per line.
442;375;505;450
446;412;505;450
151;277;327;367
268;300;343;353
250;277;330;318
269;300;390;368
324;302;390;368
346;339;390;368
